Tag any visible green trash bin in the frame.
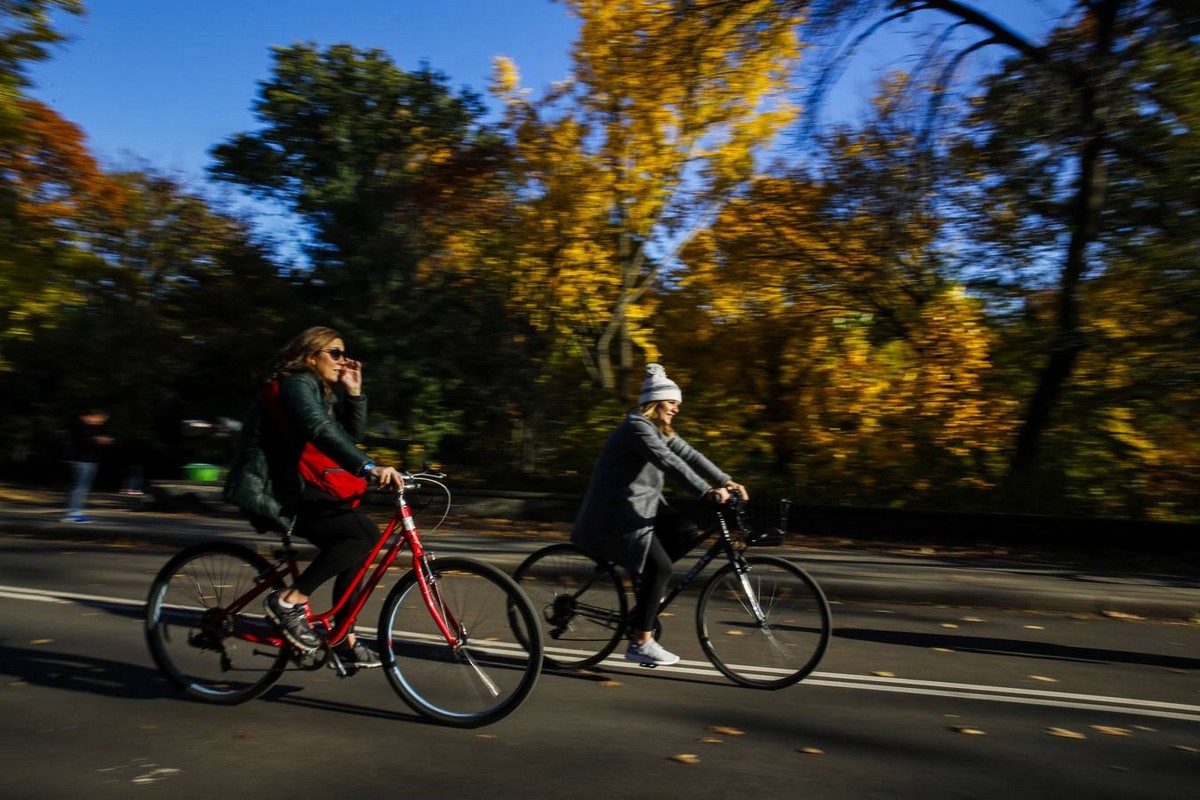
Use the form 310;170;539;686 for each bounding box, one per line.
182;463;221;482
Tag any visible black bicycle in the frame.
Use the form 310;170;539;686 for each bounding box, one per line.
511;493;831;689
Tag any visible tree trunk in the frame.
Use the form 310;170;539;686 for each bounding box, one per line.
1005;0;1117;492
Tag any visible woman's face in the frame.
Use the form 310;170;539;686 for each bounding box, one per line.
309;337;347;385
660;399;681;425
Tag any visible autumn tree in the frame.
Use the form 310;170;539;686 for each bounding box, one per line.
0;98;122;371
0;0;82;140
661;77;1014;504
210;43;510;453
800;0;1198;502
0;164;296;474
951;3;1200;517
0;1;89;367
486;0;807;401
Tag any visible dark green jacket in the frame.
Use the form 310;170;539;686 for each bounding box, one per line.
223;371;372;533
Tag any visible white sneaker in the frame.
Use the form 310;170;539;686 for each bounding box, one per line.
625;638;680;666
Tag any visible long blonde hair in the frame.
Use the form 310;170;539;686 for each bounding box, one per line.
640;401;675;437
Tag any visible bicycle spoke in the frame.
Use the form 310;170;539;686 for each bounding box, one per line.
379;558;541;727
696;555;830;689
512;543;627;670
145;543;287;704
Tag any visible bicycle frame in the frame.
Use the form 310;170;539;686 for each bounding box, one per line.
224;480;458;654
656;502;748;614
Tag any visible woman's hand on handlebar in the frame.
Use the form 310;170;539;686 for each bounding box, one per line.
706;486;731;504
725;481;750;502
368;465;404;490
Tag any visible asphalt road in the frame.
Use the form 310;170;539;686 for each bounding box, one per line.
1;532;1198;799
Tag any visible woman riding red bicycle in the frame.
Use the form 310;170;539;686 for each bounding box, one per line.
224;325;402;670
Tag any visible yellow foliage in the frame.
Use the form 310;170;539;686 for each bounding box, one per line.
459;0;807;395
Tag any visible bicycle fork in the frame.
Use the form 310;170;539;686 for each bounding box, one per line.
731;562;791;659
415;557;502;699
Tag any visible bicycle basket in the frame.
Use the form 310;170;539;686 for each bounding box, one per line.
736;496;792;548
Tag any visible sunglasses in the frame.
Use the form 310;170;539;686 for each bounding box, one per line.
320;348;347;362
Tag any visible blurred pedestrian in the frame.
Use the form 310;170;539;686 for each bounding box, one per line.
63;409;114;523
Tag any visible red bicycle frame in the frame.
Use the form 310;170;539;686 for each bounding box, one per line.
221;482;458;652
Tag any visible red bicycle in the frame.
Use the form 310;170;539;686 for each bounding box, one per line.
144;471;543;727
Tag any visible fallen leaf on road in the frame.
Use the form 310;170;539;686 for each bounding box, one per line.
698;737;723;744
709;726;745;736
599;680;622;688
950;726;986;735
724;629;746;636
1091;726;1131;736
872;671;896;677
798;747;825;755
476;734;496;739
1046;727;1087;739
1029;675;1058;683
1024;625;1046;630
670;754;701;764
1133;725;1156;732
940;623;959;629
960;616;985;623
1101;610;1144;621
931;647;954;653
29;639;53;645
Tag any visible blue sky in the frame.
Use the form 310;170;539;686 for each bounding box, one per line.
28;0;580;181
28;0;1070;189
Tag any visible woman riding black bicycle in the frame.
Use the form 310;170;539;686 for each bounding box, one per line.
571;363;748;667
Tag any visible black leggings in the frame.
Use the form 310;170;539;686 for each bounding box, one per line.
631;536;673;633
630;506;698;634
291;494;379;605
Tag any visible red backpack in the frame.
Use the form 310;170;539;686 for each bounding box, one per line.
261;380;368;506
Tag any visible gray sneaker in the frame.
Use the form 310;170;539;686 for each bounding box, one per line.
264;592;322;652
333;640;383;674
625;638;680;667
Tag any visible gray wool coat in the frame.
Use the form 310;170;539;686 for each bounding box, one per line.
571;411;731;575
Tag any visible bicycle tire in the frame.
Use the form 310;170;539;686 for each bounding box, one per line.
695;554;831;689
378;557;542;727
145;542;288;705
511;543;627;670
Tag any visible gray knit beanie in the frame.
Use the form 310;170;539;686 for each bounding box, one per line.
639;363;682;404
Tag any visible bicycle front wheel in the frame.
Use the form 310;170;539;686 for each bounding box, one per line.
379;557;542;727
696;555;831;689
145;542;288;704
512;543;627;670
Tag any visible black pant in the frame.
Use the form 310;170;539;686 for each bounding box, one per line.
630;505;699;634
291;492;378;605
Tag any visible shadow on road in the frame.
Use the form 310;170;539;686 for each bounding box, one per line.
834;627;1200;671
0;643;179;700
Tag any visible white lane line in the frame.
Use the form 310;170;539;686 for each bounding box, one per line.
0;590;70;603
0;584;142;608
7;583;1199;722
801;679;1200;723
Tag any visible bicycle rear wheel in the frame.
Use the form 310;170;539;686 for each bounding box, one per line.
145;542;288;704
379;557;542;727
512;543;627;670
696;555;831;689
